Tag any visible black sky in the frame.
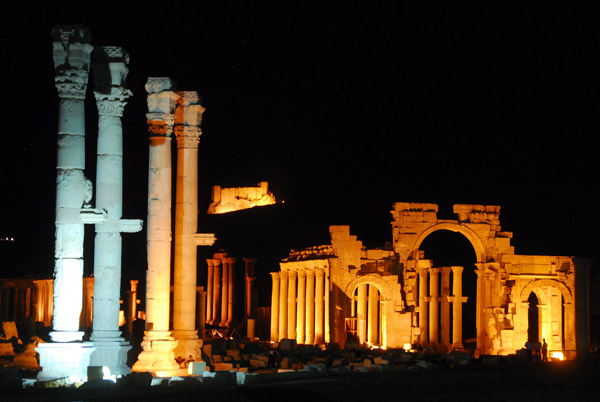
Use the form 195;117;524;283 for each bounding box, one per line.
1;3;599;295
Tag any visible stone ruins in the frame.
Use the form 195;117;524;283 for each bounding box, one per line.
0;24;594;386
270;203;592;359
207;181;276;214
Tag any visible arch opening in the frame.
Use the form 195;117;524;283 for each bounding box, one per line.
350;283;383;348
418;230;478;346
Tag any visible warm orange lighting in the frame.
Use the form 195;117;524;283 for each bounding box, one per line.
551;351;564;361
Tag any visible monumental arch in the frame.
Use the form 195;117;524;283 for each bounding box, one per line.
270;202;592;358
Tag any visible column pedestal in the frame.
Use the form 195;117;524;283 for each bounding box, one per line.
37;342;95;381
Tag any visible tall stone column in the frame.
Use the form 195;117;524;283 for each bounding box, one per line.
37;25;96;382
357;284;367;344
90;46;142;375
278;271;288;340
132;77;179;374
418;267;429;345
449;266;468;349
367;284;379;345
270;272;280;341
287;270;297;340
244;258;257;319
125;280;139;339
220;259;229;327
296;270;306;344
206;259;215;324
324;268;330;344
429;268;440;344
212;259;222;325
305;270;315;344
440;267;451;347
196;287;207;341
172;91;215;361
226;257;236;327
315;269;325;344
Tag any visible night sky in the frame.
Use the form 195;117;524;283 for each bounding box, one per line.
1;3;599;309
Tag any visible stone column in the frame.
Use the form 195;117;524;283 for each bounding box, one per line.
429;268;440;344
196;287;207;341
244;258;257;319
315;269;325;344
125;280;139;339
296;270;306;344
37;25;96;382
418;267;429;345
357;284;367;344
206;259;214;324
324;268;330;344
132;77;179;374
440;267;451;347
449;266;468;349
305;270;315;344
278;271;288;340
368;285;379;345
90;46;143;375
287;270;297;340
270;272;280;341
212;259;221;325
226;257;236;327
220;259;229;327
172;91;214;361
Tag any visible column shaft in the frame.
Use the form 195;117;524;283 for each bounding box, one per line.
451;266;467;348
278;271;288;340
296;271;306;344
418;268;429;344
315;269;325;344
367;284;379;345
305;270;315;344
440;267;451;347
287;270;297;340
429;268;440;343
220;260;229;326
227;258;235;326
206;260;214;324
270;273;280;341
357;284;367;344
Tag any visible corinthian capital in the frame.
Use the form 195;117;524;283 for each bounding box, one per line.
95;88;132;117
174;91;205;148
146;77;178;138
51;25;93;99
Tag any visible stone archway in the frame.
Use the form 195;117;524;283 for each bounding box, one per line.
345;275;392;348
411;223;487;264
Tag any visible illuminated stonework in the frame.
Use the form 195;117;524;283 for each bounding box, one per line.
207;181;276;214
270;203;592;359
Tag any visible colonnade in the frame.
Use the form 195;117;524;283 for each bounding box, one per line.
206;253;236;327
270;267;330;345
418;266;467;348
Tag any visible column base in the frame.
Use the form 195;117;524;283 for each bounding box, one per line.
49;330;85;342
89;340;132;377
36;341;95;381
132;331;180;375
172;330;203;362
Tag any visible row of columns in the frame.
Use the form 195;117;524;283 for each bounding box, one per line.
206;253;236;327
270;268;330;345
418;266;467;348
353;284;382;346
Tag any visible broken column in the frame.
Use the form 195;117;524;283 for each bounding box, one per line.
132;77;179;374
172;91;216;361
449;266;468;348
90;46;142;376
37;25;96;382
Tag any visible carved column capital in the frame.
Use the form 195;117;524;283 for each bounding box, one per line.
95;88;132;117
52;25;93;100
270;272;280;281
451;266;464;277
146;77;178;138
174;91;204;148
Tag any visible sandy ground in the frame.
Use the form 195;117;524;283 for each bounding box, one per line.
2;360;599;402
